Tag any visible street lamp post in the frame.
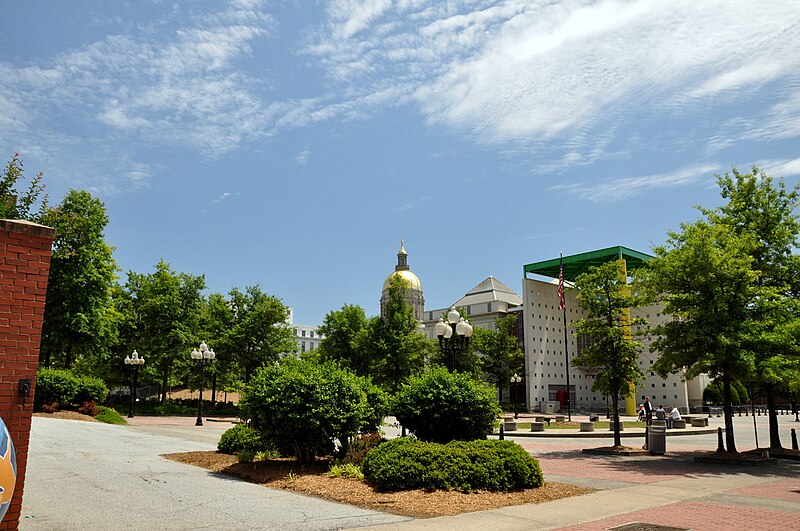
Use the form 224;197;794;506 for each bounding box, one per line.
124;350;145;418
190;341;215;426
510;372;522;419
434;306;474;371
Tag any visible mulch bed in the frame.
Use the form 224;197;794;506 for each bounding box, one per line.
163;451;595;518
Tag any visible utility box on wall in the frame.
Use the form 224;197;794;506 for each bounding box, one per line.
0;219;55;529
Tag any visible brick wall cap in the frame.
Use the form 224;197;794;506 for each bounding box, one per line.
0;219;55;239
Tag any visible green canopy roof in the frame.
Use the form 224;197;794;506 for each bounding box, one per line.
523;246;653;282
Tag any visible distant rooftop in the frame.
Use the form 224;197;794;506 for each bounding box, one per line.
524;245;653;282
453;276;522;307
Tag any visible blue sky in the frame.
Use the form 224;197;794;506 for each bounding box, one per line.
3;0;800;325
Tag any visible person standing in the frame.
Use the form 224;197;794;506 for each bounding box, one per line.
643;397;654;425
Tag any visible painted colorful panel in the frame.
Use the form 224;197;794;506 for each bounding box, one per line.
0;417;17;522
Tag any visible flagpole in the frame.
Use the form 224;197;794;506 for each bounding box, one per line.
559;252;572;422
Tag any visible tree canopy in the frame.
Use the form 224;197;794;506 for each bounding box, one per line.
40;190;119;370
572;261;646;447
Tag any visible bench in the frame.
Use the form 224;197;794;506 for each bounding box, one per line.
554;415;566;423
652;419;667;427
672;419;686;429
503;421;518;432
579;422;595;432
530;421;546;432
607;422;624;431
690;417;709;427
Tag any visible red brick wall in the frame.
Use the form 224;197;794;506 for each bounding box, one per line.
0;219;54;530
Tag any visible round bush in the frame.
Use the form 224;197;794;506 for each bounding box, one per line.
239;358;382;463
75;376;109;404
218;424;265;455
393;367;500;443
35;368;79;409
362;437;544;492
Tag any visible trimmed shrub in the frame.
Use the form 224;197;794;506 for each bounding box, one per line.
35;369;79;409
362;437;544;492
78;401;101;416
75;376;109;404
240;358;379;463
343;432;384;465
218;423;266;455
392;367;501;443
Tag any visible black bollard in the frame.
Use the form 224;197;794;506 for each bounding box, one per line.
716;427;725;453
758;407;761;416
792;428;798;451
738;407;742;417
499;424;505;441
745;407;749;416
401;426;407;437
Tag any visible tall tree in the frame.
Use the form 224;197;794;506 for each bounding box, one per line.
0;153;47;222
643;220;758;453
317;304;371;375
472;313;523;399
572;261;646;447
123;260;205;403
705;167;800;449
40;190;119;369
223;285;296;383
356;275;434;392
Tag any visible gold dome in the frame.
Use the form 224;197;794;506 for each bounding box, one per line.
383;270;422;291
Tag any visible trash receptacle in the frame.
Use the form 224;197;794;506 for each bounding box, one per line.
648;426;666;455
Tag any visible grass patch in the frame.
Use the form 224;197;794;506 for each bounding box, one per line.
94;406;127;424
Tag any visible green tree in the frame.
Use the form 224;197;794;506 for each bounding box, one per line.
472;313;524;400
123;260;205;403
705;167;800;449
572;261;646;447
643;220;758;453
40;190;119;369
240;357;382;463
355;275;434;392
223;285;296;383
0;153;47;222
316;304;371;374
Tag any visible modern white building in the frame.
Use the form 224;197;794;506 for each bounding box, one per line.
522;246;704;415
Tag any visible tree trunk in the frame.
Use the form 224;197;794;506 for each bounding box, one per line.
612;395;622;447
160;362;168;405
722;376;737;453
766;384;782;449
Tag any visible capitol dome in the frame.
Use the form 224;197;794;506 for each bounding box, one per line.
380;240;425;319
383;269;422;291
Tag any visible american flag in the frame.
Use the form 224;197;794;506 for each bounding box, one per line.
558;253;565;311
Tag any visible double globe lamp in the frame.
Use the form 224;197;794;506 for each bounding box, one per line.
434;306;474;371
190;341;215;426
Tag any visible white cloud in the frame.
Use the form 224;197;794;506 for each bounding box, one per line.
211;192;240;204
551;163;719;203
304;0;800;163
754;157;800;178
394;195;432;212
295;149;311;165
